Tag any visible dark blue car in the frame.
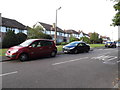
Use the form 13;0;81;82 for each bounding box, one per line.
105;42;116;48
63;41;90;54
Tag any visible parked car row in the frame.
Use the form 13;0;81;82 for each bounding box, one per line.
105;41;117;48
6;39;118;62
5;39;90;62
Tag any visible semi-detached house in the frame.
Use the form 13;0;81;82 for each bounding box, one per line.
0;13;27;42
36;22;65;43
35;22;90;43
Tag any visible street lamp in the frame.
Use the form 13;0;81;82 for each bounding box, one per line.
54;7;61;44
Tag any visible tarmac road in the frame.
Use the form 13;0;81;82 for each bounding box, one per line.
1;47;119;88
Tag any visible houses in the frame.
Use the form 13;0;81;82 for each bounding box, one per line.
35;22;65;43
100;36;110;43
35;22;91;43
0;14;110;44
0;13;28;43
0;16;27;34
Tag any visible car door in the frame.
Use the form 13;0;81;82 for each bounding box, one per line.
40;40;53;55
77;43;86;52
77;43;84;52
28;40;43;58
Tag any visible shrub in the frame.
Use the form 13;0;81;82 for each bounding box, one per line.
80;37;90;44
2;30;18;48
37;33;52;39
70;36;79;42
16;33;27;44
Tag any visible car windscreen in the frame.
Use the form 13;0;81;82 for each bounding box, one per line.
19;40;34;47
68;42;79;46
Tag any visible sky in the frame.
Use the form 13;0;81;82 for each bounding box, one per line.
0;0;119;41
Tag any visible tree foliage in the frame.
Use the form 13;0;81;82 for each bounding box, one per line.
112;1;120;26
28;25;52;39
80;36;90;44
27;25;44;39
69;36;79;42
90;32;99;44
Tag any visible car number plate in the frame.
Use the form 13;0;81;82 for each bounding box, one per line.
64;51;68;53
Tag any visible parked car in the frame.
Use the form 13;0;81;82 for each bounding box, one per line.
105;42;116;48
116;42;120;47
5;39;57;61
63;41;90;54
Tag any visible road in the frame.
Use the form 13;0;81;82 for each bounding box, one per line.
1;47;119;88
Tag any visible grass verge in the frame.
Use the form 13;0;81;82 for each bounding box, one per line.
0;49;8;56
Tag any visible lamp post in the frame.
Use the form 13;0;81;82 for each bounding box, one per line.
54;7;61;44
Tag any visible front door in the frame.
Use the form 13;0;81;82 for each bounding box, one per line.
28;40;43;58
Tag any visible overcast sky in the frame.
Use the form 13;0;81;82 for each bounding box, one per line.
0;0;118;40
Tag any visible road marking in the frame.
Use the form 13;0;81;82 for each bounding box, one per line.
91;55;118;62
105;57;117;62
98;52;111;56
0;71;18;77
52;57;88;65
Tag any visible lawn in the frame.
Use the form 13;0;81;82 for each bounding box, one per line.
0;49;8;56
89;44;105;48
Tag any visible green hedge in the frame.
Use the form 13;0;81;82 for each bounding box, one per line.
2;30;27;48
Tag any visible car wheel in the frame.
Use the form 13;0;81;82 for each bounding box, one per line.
51;51;56;57
74;49;78;54
19;53;29;62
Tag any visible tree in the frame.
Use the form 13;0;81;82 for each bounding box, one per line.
27;25;44;39
28;25;52;39
90;32;99;44
98;38;103;44
80;36;90;44
111;0;120;26
69;36;79;42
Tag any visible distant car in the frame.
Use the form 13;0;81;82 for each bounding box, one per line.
116;42;120;47
105;42;116;48
5;39;57;61
63;41;90;54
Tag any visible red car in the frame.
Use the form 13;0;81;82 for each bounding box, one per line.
5;39;57;61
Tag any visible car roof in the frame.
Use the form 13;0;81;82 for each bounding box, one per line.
72;41;85;43
26;39;54;42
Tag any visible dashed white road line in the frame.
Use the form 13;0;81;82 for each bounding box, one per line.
52;57;88;65
105;57;117;62
0;71;18;77
98;52;111;56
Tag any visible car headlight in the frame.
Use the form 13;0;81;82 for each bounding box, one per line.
69;47;75;49
10;49;19;53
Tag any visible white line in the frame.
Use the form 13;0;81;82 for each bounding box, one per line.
0;71;18;77
52;57;88;65
106;57;118;62
98;52;111;56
